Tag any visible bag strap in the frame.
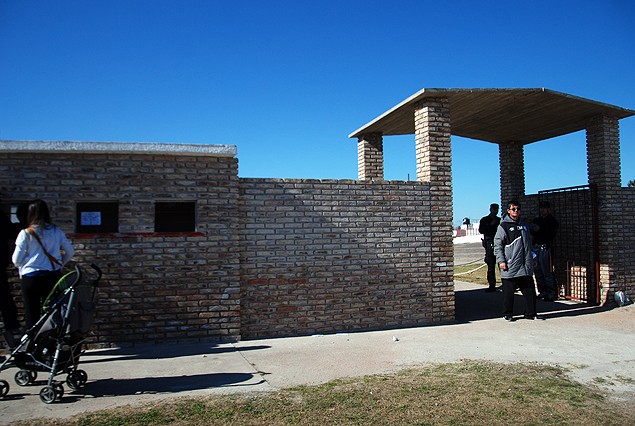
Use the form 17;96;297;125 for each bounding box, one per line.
26;227;63;269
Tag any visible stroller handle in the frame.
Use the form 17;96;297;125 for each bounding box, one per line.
89;263;102;282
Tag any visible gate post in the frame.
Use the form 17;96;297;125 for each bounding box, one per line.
586;114;622;304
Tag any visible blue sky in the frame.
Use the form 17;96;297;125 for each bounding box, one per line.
1;1;634;226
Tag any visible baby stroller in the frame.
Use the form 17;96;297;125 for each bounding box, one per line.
0;263;101;403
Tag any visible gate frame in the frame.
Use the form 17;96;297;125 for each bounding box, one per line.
537;184;600;305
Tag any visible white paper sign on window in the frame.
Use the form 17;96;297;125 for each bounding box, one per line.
81;211;102;226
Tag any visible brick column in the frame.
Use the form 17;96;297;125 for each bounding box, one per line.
498;141;525;206
357;132;384;181
414;98;453;304
586;114;622;303
414;100;451;185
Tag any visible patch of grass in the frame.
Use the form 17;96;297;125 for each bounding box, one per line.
615;375;635;385
570;364;590;370
15;361;634;426
454;263;499;286
592;376;612;385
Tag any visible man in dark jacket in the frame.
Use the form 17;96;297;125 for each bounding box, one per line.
494;200;538;321
478;203;500;292
532;201;559;301
0;206;21;348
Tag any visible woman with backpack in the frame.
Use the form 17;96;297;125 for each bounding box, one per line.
12;199;74;328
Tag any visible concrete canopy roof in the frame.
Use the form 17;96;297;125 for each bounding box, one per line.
349;88;635;145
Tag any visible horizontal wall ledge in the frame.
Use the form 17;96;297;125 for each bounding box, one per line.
68;232;207;239
0;140;237;157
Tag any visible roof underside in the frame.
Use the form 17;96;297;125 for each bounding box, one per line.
349;88;635;144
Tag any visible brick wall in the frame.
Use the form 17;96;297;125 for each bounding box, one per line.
619;187;635;298
238;178;454;338
1;142;455;346
1;145;241;346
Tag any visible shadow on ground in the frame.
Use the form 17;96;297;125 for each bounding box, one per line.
80;343;271;364
63;372;264;401
455;284;612;323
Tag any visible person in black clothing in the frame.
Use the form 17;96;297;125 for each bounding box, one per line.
531;201;559;301
0;205;22;349
478;203;500;292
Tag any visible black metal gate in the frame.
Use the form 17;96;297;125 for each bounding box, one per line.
537;185;600;305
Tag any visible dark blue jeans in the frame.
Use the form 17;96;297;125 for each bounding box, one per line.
0;269;20;330
483;239;497;288
20;270;61;328
534;247;557;298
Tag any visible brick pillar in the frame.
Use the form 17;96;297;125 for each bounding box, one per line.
498;141;525;206
414;98;453;310
357;132;384;181
586;114;622;303
414;99;451;184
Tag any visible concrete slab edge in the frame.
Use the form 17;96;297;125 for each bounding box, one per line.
0;140;237;157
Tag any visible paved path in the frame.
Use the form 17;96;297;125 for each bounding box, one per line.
1;280;634;424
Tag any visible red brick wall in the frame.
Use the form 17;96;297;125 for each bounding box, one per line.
1;150;241;346
1;143;455;347
238;178;454;338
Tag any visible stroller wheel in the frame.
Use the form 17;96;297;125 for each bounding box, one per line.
0;380;9;397
15;370;32;386
39;386;56;404
67;369;88;390
76;369;88;385
54;383;64;400
67;372;80;390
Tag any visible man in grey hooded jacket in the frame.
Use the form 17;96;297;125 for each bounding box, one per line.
494;200;538;321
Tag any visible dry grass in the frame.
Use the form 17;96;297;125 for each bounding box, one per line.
454;262;498;286
14;361;634;426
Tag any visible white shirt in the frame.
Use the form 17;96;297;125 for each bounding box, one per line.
12;224;74;277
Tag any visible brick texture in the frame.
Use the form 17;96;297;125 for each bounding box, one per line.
499;141;525;205
414;99;454;294
357;132;384;181
586;115;623;303
620;188;635;298
238;179;453;338
1;147;455;346
1;152;241;346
